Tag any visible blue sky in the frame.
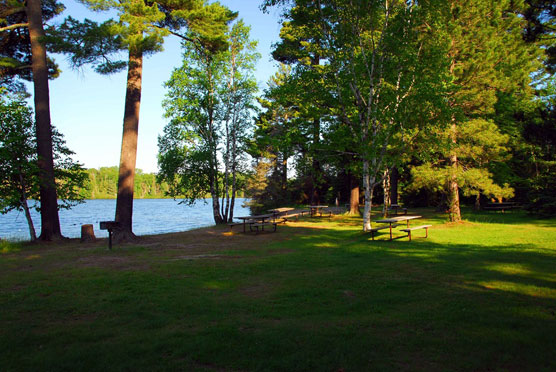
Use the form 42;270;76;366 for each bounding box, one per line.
44;0;283;173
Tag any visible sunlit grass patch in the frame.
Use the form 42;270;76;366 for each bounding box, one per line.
477;280;556;299
0;240;21;254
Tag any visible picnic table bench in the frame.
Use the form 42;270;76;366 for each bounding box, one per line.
399;225;432;241
234;214;278;234
249;222;278;233
371;215;428;241
368;224;401;240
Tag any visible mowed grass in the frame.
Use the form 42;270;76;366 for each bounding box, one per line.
1;209;555;371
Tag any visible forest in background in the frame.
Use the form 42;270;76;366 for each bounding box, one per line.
79;167;246;200
79;167;170;199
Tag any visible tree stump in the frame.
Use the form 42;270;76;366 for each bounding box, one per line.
80;224;96;242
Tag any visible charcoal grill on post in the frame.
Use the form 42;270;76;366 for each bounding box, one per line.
99;221;120;250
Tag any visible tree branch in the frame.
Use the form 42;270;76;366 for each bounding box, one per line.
0;22;28;32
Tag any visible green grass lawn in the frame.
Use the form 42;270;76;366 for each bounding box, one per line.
1;209;555;371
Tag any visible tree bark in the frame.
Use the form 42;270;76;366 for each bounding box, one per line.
348;171;360;215
281;153;288;191
80;224;96;242
310;120;321;206
390;166;399;205
448;121;462;222
26;0;62;241
18;170;36;241
114;48;143;242
362;159;373;231
309;55;322;206
382;168;391;217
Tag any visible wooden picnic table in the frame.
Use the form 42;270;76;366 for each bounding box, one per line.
374;215;422;241
483;202;521;212
309;205;329;217
236;214;275;233
268;207;295;218
388;204;407;216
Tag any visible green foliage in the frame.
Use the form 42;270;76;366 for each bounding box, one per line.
0;239;20;254
523;0;556;72
410;118;516;202
0;96;87;211
0;95;39;213
79;167;172;199
45;16;127;74
0;95;86;239
158;20;258;221
0;0;64;91
405;0;538;216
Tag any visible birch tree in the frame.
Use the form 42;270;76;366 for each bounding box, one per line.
158;20;259;224
314;0;450;231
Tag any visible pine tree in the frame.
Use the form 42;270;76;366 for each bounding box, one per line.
80;0;235;239
440;0;538;221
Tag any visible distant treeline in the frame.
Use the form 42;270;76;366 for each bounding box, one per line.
78;167;169;199
79;167;245;199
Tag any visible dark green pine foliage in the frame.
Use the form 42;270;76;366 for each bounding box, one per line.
523;0;556;72
268;2;332;205
410;0;540;221
0;0;63;92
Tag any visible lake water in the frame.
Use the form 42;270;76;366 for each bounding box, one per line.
0;198;252;241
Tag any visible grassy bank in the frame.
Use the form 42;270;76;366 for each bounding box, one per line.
1;209;555;371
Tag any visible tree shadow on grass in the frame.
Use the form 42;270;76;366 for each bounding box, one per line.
249;223;556;370
460;208;556;228
2;215;555;372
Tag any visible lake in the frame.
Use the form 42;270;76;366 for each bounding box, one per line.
0;199;252;241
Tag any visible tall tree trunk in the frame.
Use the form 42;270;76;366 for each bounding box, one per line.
210;148;223;224
348;171;360;215
390;166;399;205
27;0;62;241
114;48;143;242
22;197;37;241
362;159;373;231
17;170;37;241
310;118;321;205
281;153;288;191
309;55;321;206
448;121;462;222
211;181;223;224
229;120;238;222
382;168;391;217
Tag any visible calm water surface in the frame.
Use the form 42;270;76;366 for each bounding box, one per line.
0;198;251;241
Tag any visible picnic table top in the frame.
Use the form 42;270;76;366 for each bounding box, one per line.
236;214;274;220
375;215;422;224
486;201;518;206
269;207;295;213
309;205;328;208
